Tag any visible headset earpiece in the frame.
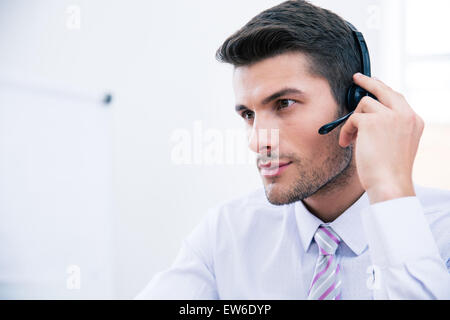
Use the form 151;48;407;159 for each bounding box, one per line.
318;21;375;135
347;84;377;112
346;84;368;111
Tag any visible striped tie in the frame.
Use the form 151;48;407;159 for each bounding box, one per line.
307;225;342;300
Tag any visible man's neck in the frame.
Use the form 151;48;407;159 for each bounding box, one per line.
301;160;365;223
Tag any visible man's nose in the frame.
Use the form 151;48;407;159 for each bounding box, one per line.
247;115;280;156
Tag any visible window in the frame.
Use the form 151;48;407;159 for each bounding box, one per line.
405;0;450;124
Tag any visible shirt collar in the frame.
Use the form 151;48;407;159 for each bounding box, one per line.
294;190;370;256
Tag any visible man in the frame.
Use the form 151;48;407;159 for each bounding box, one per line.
136;0;450;299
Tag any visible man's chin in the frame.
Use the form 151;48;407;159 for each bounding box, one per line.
263;182;295;206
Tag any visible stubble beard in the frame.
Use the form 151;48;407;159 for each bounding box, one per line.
262;137;354;206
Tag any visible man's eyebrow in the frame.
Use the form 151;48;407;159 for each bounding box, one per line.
235;88;304;112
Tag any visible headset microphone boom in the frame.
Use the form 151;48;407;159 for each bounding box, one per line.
318;21;377;135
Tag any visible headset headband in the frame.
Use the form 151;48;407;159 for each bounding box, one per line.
344;21;371;77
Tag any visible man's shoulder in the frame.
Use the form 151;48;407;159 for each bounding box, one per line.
414;183;450;214
414;183;450;241
217;187;269;209
413;184;450;264
206;187;289;226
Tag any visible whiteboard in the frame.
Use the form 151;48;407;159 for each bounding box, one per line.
0;80;114;299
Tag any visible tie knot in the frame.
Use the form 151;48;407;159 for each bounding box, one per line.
314;225;341;256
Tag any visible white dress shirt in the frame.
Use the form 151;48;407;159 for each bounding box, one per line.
136;183;450;299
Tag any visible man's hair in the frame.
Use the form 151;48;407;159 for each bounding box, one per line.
215;0;362;114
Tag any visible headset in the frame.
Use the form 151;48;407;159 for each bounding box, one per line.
318;21;376;135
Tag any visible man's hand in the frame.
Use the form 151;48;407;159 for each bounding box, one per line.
339;73;425;204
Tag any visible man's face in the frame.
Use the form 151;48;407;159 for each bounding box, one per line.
233;51;353;205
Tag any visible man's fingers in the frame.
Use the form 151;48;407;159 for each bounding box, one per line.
339;113;364;148
339;113;374;148
353;73;397;108
340;96;391;147
356;95;390;114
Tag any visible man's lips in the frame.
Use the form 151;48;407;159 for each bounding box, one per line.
258;160;292;170
258;161;292;177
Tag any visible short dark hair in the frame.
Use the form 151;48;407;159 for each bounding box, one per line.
215;0;362;114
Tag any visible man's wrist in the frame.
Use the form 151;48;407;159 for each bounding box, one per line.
367;180;415;205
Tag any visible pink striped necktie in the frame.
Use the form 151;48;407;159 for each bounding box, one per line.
307;225;342;300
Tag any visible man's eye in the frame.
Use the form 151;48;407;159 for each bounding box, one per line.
277;99;296;110
241;110;254;120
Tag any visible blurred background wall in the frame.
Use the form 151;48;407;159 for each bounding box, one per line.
0;0;448;299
